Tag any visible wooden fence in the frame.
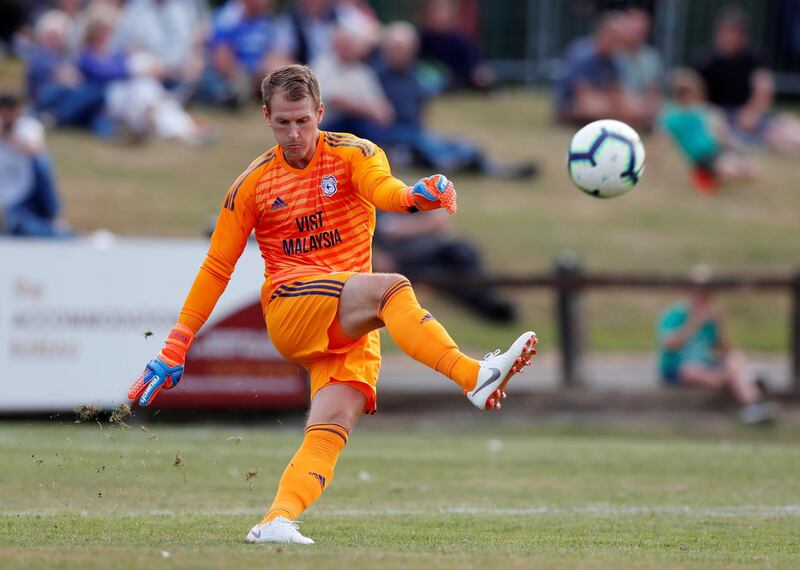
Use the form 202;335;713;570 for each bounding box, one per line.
412;258;800;393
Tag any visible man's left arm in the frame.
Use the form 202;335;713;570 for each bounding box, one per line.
351;145;457;214
739;66;774;132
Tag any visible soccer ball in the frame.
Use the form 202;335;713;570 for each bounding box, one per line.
567;119;645;198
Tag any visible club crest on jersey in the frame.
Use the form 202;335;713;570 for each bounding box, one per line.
320;175;338;197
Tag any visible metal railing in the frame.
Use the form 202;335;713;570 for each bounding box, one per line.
369;0;800;94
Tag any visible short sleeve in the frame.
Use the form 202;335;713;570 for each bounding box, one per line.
657;305;687;341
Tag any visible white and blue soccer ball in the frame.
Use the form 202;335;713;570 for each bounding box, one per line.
567;119;645;198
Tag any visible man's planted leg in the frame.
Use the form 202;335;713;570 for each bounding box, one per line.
247;384;365;545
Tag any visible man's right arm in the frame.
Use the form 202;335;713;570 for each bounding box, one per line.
178;170;260;333
129;163;261;406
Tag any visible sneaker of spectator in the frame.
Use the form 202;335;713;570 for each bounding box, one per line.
658;68;758;193
417;0;494;92
23;9;107;131
196;0;287;109
373;209;517;325
0;93;73;238
312;24;394;143
78;10;212;144
111;0;208;98
554;11;652;131
693;6;800;156
375;21;537;180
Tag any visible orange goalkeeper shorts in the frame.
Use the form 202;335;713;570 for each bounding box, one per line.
263;272;381;414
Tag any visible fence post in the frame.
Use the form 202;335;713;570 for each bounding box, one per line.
792;271;800;393
555;252;585;388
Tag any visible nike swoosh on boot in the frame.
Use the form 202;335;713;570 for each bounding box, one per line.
471;367;501;396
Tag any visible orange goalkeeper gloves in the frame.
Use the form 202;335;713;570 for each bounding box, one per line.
402;174;457;214
128;323;195;406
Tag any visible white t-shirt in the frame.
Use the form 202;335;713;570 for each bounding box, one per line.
112;0;203;69
0;115;45;208
311;54;388;123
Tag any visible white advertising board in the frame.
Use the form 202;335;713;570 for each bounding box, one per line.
0;237;271;411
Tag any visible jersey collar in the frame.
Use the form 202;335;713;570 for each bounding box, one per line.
276;132;324;175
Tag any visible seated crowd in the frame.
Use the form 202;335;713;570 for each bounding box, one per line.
4;0;501;147
555;6;800;192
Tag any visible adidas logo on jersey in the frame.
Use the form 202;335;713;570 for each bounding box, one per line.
271;197;288;211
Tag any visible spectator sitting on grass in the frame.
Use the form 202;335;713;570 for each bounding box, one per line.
693;6;800;155
275;0;340;66
656;265;772;425
110;0;208;97
659;68;757;193
196;0;288;109
78;9;211;144
373;209;517;324
416;0;494;92
554;11;652;131
312;24;394;143
24;9;107;132
375;21;537;179
617;8;663;121
0;93;72;237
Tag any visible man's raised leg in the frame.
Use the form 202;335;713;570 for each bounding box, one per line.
337;273;537;410
338;273;479;390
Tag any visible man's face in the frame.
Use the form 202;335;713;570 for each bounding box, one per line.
263;91;324;163
0;105;20;127
595;18;624;56
383;34;417;70
715;23;747;56
243;0;270;16
690;288;711;308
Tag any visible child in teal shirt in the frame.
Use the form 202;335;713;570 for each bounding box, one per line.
656;268;772;424
659;68;757;192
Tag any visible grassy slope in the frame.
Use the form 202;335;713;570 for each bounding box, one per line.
2;422;800;569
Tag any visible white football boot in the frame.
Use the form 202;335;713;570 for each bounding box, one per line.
466;331;538;411
245;516;315;545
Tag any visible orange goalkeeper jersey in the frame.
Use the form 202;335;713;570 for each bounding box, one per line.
178;131;410;332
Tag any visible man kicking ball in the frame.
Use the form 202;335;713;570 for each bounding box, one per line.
128;64;537;545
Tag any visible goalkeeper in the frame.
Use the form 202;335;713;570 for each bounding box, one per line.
128;65;537;545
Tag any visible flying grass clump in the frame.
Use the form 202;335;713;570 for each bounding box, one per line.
74;404;101;423
109;403;132;425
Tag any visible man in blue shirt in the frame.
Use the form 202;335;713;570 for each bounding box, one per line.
197;0;286;107
656;267;772;424
554;12;650;130
374;21;536;179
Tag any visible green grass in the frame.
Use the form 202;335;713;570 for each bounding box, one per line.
2;421;800;568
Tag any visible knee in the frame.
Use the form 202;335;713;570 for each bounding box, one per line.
311;410;359;432
374;272;410;296
725;350;746;369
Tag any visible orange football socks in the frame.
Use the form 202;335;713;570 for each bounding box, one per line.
377;277;479;391
261;423;349;523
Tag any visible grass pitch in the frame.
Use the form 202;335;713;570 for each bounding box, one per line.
2;419;800;569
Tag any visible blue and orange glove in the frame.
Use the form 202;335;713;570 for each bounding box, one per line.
128;323;195;406
402;174;457;214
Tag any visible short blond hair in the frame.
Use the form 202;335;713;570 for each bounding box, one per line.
261;65;321;112
671;67;706;100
